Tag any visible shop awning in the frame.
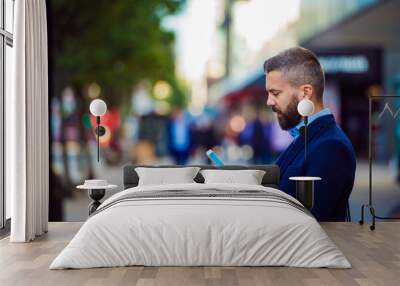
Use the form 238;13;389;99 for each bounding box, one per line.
303;0;400;49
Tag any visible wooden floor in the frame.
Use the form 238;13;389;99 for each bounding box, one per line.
0;222;399;286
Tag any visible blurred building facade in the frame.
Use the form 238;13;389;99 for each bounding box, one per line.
209;0;400;160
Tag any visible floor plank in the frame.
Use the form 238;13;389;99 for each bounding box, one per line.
0;222;399;286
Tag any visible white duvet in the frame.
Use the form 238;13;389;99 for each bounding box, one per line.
50;183;351;269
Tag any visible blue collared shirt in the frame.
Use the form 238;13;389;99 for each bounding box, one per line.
288;108;332;139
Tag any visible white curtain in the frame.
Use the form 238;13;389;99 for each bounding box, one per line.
9;0;49;242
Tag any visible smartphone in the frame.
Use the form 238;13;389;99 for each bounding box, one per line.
206;149;224;166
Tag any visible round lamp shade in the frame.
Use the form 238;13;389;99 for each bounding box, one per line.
89;99;107;116
297;98;314;117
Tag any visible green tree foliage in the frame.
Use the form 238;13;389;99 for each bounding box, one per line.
51;0;185;106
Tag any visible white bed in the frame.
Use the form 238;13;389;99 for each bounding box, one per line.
50;183;350;269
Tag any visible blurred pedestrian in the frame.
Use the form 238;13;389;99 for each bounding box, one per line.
167;108;193;165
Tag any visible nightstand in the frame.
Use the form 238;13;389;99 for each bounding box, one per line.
77;181;118;215
289;176;321;210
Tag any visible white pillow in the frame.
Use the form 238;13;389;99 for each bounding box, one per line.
200;169;266;185
135;167;201;186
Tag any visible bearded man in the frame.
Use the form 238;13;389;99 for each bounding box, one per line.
264;47;356;221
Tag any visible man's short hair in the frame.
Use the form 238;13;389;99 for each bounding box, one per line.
263;47;325;100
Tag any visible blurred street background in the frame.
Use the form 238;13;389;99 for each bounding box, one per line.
46;0;400;222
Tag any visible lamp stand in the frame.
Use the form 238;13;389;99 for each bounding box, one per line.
292;116;317;210
304;116;308;170
94;117;106;163
97;117;100;162
359;95;400;231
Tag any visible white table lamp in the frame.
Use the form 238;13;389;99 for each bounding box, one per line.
89;99;107;162
293;98;321;210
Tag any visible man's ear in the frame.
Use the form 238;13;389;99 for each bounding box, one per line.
300;84;313;100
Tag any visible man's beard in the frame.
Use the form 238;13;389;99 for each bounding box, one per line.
273;98;302;130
